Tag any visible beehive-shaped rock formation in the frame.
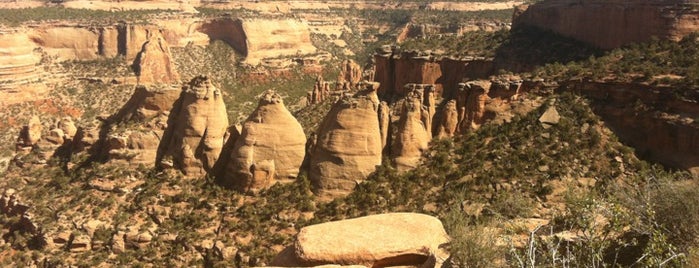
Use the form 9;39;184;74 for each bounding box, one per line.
158;76;228;177
309;82;383;199
222;90;306;193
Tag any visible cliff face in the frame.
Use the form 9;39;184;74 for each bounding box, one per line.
0;32;45;91
513;0;699;49
566;81;699;176
373;48;494;98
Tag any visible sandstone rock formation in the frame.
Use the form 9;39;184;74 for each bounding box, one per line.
270;213;450;267
392;85;432;171
0;32;44;90
102;86;181;166
221;90;306;193
513;0;699;49
337;59;362;89
456;80;491;132
158;76;229;177
132;30;181;85
16;116;43;152
308;76;331;105
568;81;699;176
436;100;459;138
309;82;382;199
199;18;317;65
373;49;494;98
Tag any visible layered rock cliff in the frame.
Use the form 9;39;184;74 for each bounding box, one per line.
565;81;699;176
373;47;494;98
0;32;45;91
199;18;317;65
157;76;229;177
513;0;699;49
221;90;306;193
309;83;383;199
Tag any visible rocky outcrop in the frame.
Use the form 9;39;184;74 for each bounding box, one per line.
270;213;450;267
309;82;383;199
15;116;43;152
337;59;362;89
391;84;434;171
436;100;458;138
221;90;306;193
0;32;45;91
513;0;699;49
565;81;699;176
132;30;180;85
103;86;180;166
199;18;317;65
308;76;331;105
373;48;494;98
158;76;229;177
456;81;491;132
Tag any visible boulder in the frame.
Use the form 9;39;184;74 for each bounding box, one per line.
539;105;561;128
58;117;78;140
16;116;42;149
132;29;181;85
158;76;229;177
221;90;306;192
309;83;383;199
270;213;449;267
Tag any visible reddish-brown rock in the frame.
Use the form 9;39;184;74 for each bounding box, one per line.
513;0;699;49
337;59;363;88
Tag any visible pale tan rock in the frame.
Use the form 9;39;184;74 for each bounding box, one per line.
112;232;126;254
16;116;42;149
392;88;430;171
0;32;44;91
113;85;181;123
272;213;449;267
132;29;181;85
539;105;560;128
70;234;91;252
436;100;458;138
309;83;382;199
58;117;78;140
378;101;390;152
30;27;100;61
46;128;65;145
223;90;306;192
158;76;229;177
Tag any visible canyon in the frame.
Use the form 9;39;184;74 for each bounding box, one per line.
514;0;699;49
0;0;698;267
